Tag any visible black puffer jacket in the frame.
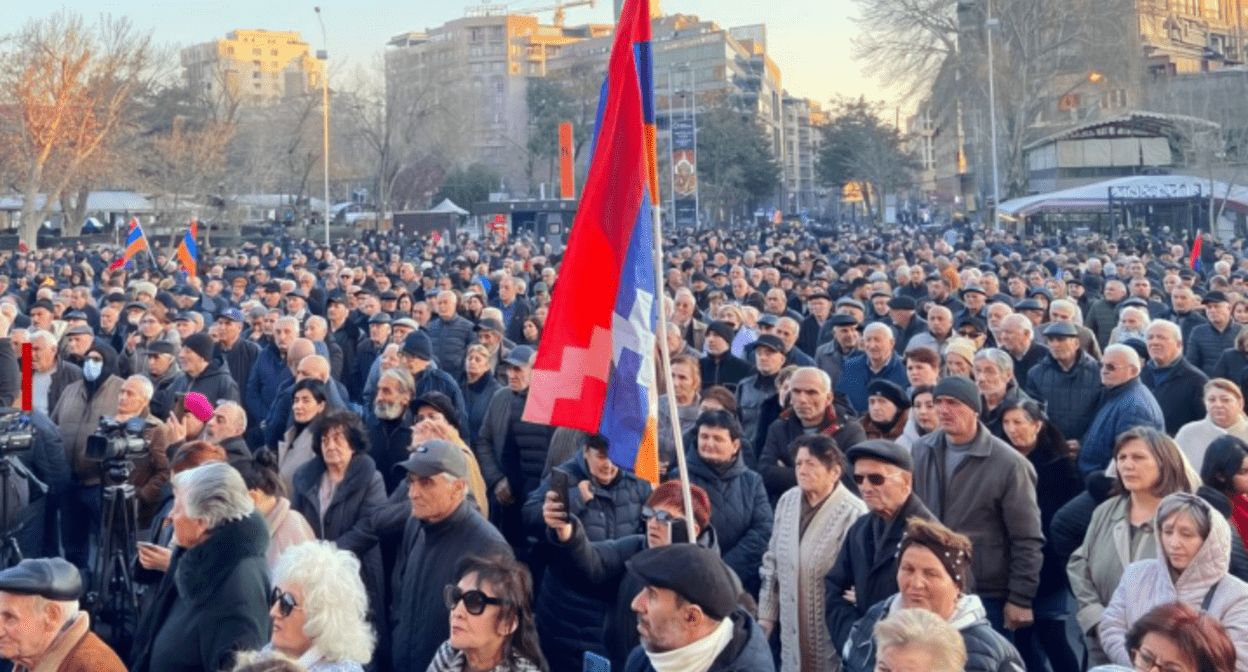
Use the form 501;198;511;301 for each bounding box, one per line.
675;448;772;594
290;453;387;632
461;373;501;445
1187;321;1243;376
523;454;651;672
1024;351;1103;443
130;510;271;672
842;595;1025;672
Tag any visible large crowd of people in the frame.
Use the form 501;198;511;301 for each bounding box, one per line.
0;221;1243;672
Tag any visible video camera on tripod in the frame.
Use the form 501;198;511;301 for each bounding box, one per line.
85;416;150;484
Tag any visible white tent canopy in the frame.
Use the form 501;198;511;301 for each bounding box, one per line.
998;175;1248;217
427;198;469;215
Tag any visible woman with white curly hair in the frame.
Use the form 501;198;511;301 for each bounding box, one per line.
254;541;376;672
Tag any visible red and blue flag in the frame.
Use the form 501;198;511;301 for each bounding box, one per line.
1190;233;1203;272
108;218;148;271
523;0;660;483
177;220;198;277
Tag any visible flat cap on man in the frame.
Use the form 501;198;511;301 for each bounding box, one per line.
0;558;82;601
1042;321;1080;338
626;544;739;621
846;439;914;472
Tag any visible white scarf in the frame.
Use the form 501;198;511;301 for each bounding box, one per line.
645;615;735;672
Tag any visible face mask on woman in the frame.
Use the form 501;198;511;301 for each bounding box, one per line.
83;359;102;382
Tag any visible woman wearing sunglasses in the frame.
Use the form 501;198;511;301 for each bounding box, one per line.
758;434;865;672
427;555;547;672
250;541;374;672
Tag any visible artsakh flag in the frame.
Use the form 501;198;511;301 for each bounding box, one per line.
177;220;198;277
523;0;660;483
1190;233;1203;272
108;218;148;271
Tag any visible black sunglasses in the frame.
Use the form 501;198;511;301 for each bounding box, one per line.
641;506;684;524
270;587;300;618
853;473;891;486
444;585;506;615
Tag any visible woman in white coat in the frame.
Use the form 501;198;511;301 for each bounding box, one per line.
1100;492;1248;672
759;433;867;672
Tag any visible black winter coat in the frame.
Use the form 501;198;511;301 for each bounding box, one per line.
290;453;387;632
1026;436;1085;599
549;520;722;670
368;411;413;493
425;314;477;381
389;500;512;672
757;408;866;503
676;449;772;594
624;609;775;672
523;453;651;672
1187;321;1243;376
130;511;271;672
824;494;935;647
1141;356;1209;435
170;361;241;406
699;352;754;391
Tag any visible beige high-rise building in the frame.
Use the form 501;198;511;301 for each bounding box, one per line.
182;29;325;107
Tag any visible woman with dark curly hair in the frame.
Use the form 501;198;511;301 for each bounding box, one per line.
290;409;387;646
427;555;547;672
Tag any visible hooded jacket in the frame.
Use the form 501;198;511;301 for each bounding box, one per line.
50;342;125;485
842;594;1024;672
1100;495;1248;671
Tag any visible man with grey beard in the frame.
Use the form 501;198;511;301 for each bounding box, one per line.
368;367;415;492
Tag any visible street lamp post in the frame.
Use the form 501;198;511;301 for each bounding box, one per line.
986;0;1001;229
315;6;330;248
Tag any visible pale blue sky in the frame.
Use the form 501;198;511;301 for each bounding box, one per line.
2;0;890;106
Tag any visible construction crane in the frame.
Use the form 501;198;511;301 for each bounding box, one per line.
512;0;595;27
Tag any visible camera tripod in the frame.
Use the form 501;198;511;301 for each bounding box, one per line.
85;463;140;654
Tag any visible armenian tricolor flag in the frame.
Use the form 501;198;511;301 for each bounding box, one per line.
176;220;198;277
108;219;148;271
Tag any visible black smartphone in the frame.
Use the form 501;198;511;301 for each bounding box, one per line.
172;393;188;421
548;469;570;518
668;518;690;544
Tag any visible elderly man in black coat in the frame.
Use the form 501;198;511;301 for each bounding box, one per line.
389;440;511;672
1141;319;1209;435
824;440;934;648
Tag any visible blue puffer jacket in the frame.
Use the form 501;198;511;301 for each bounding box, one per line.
842;595;1025;672
425;314;477;380
523;453;651;672
674;448;773;595
1024;351;1103;443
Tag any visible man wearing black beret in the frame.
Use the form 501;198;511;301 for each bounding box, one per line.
625;544;773;672
0;558;126;671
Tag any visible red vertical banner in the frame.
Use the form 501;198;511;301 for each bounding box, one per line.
20;342;31;413
559;122;575;200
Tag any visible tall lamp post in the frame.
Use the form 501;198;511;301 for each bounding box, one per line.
986;0;1001;229
315;6;330;248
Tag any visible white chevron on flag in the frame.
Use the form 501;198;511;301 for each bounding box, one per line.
524;325;614;424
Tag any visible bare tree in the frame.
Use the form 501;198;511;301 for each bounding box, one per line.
0;12;155;248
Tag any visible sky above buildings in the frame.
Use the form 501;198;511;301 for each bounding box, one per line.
1;0;892;106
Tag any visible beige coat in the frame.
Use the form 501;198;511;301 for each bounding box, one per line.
1175;416;1248;473
1067;494;1158;666
278;424;316;494
760;484;866;672
263;496;316;572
